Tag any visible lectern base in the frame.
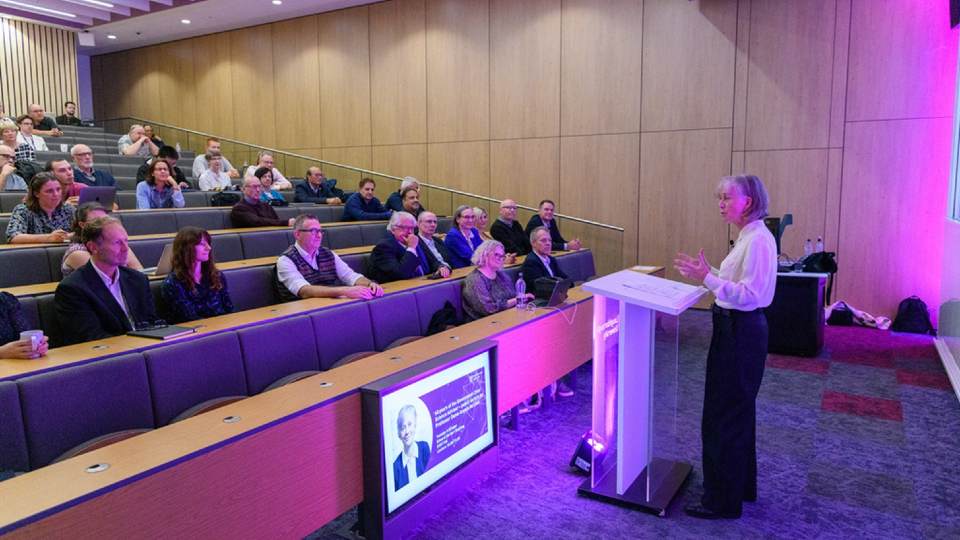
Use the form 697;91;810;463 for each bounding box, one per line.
577;458;691;517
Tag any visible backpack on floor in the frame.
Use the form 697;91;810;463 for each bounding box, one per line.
890;296;935;335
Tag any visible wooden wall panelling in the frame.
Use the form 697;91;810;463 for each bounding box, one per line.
742;149;830;259
425;0;490;143
489;138;559;210
427;140;490;217
638;129;731;281
231;25;277;148
640;0;738;132
371;143;429;205
192;33;235;138
838;118;952;319
744;0;835;150
731;0;751;151
271;16;322;150
731;150;745;174
318;6;372;149
0;18;78;120
156;41;196;130
131;47;162;121
828;0;851;148
369;0;428;146
846;0;958;122
824;147;843;297
560;133;640;273
489;0;561;139
560;0;643;136
322;146;375;196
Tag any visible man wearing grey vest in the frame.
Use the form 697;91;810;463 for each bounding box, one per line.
275;214;383;302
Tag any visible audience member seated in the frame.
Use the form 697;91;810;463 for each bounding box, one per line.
54;216;159;345
386;176;419;212
0;144;26;191
244;152;292;190
295;166;345;205
461;240;533;322
27;104;62;137
136;160;185;209
198;153;232;191
1;119;20;154
0;292;49;359
136;146;190;189
525;199;581;251
275;214;384;301
62;202;143;278
368;212;440;283
444;205;484;269
55;101;82;127
344;177;392;221
15;115;47;160
401;186;425;219
474;206;493;241
47;158;85;206
71;144;117;187
118;124;159;158
143;125;164;148
231;177;295;228
490;198;531;256
255;167;286;205
160;227;235;323
417;211;452;278
5;172;75;244
192;137;240;179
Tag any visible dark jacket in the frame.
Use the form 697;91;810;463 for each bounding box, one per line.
344;193;392;221
73;167;116;187
443;227;483;268
55;115;82;127
525;215;567;252
490;219;531;255
230;198;287;227
385;190;404;212
367;237;435;283
521;252;568;296
54;262;158;345
420;234;452;271
294;180;344;204
393;440;431;490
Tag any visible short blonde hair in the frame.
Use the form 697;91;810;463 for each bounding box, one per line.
718;175;770;222
471;239;505;267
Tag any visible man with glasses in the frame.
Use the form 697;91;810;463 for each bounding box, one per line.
70;144;116;187
368;211;443;283
0;146;26;191
490;198;531;256
275;214;383;301
230;176;296;228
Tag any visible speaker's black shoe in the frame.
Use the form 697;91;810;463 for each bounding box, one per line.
684;503;741;520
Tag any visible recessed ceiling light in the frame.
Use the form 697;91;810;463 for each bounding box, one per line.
107;34;117;39
272;0;282;4
180;19;191;24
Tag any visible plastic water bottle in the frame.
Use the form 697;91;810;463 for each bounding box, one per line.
815;236;824;253
803;238;813;257
175;142;181;154
515;273;526;310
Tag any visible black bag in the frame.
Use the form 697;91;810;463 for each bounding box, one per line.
890;296;935;335
14;160;44;182
803;251;838;303
827;302;855;326
427;300;462;336
267;198;288;207
210;191;241;207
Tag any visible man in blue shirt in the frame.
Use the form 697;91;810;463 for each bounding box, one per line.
70;144;116;187
343;177;392;221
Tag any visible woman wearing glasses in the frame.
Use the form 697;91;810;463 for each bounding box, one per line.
159;227;234;323
443;205;484;268
461;240;534;322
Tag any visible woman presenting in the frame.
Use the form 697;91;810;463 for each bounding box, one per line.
674;174;777;520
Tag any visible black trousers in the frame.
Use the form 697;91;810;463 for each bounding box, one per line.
700;304;767;515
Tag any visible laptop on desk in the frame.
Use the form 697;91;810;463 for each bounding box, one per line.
78;186;116;208
532;278;573;308
141;243;174;277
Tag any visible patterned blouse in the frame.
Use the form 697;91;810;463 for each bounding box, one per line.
159;271;235;323
4;203;75;242
461;269;516;322
0;292;28;346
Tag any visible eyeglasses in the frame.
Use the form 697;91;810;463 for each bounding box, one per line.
297;228;322;235
501;205;517;210
73;152;92;157
491;252;506;260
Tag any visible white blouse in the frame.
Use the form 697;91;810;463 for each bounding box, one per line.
702;219;777;312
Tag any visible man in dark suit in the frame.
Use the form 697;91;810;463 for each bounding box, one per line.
368;212;440;283
393;405;431;490
54;217;159;345
525;199;582;252
490;198;531;256
231;177;295;228
416;211;452;278
294;166;346;205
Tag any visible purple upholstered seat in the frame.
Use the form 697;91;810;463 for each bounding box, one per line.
369;292;422;351
118;211;178;236
239;230;290;259
17;353;154;469
0;381;29;472
144;333;248;426
211;234;243;262
360;223;390;246
36;294;64;348
225;266;279;311
175;209;228;232
413;281;464;336
310;303;376;370
0;248;51;287
238;316;320;394
17;296;40;332
325;227;364;249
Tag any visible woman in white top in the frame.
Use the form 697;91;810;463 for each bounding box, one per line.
674;174;776;520
198;153;232;191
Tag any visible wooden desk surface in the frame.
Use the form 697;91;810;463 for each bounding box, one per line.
2;245;376;298
0;252;576;378
0;220;385;251
0;203;351;218
0;287;594;536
